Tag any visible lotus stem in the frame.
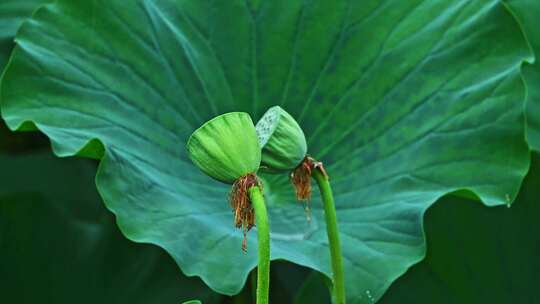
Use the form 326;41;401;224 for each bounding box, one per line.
248;186;270;304
312;169;346;304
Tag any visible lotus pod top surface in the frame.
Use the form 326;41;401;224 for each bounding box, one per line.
187;112;261;184
256;106;307;172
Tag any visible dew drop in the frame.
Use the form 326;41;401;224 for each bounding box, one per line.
364;290;374;303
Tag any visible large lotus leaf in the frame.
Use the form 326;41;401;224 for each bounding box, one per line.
378;153;540;303
505;0;540;151
0;0;51;70
0;123;222;304
0;1;531;303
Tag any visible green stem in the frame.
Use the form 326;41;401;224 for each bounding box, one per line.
312;169;346;304
248;186;270;304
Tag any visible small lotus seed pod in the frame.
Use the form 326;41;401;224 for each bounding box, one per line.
187;112;261;184
187;112;262;251
256;106;328;205
256;106;307;172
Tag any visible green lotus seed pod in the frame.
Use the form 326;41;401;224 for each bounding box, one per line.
256;106;307;172
187;112;261;184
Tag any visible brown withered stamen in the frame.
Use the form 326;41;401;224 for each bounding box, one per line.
291;156;329;201
229;173;261;252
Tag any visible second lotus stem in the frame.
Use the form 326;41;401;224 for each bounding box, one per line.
313;169;346;304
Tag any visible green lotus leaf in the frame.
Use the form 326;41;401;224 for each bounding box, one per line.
379;153;540;304
505;0;540;151
187;112;260;184
0;0;50;70
0;1;531;303
256;106;307;172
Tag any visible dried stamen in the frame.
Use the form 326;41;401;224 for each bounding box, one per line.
291;156;328;200
291;157;328;221
230;173;261;252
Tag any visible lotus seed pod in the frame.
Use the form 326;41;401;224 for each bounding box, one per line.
187;112;261;184
256;106;307;172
